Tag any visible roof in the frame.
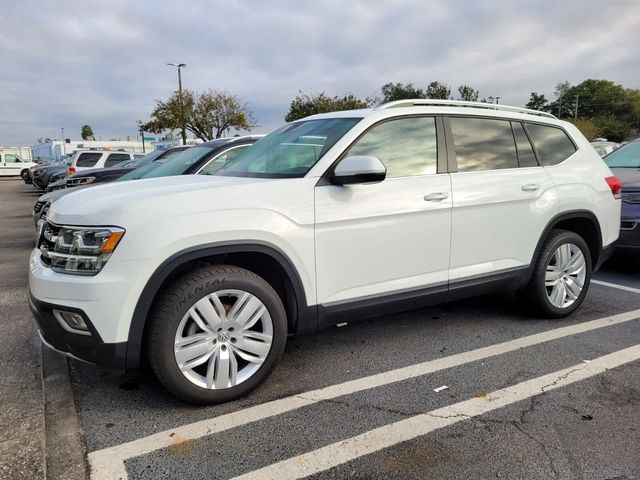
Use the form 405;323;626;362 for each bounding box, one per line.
301;99;558;123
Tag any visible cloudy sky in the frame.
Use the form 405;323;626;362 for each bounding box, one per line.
1;0;639;146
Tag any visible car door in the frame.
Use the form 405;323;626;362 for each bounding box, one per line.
446;116;558;287
314;116;452;317
0;154;25;176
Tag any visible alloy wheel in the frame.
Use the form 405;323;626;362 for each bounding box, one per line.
545;243;587;308
173;289;274;390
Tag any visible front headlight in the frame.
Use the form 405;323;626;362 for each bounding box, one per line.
40;224;125;275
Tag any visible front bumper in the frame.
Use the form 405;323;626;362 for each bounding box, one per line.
28;248;148;370
29;291;127;370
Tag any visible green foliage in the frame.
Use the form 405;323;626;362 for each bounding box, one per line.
285;92;371;122
425;81;450;99
595;117;631;143
141;90;256;141
380;82;426;103
565;118;602;141
457;85;479;102
525;92;549;111
81;124;94;140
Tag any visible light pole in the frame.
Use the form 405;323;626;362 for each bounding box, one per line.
61;127;66;158
167;63;187;145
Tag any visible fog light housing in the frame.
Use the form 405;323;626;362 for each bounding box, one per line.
53;309;91;336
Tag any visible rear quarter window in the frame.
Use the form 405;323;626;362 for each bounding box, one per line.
76;152;102;168
525;124;576;166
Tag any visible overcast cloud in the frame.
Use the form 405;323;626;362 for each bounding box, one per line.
1;0;639;146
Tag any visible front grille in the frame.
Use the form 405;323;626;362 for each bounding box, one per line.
34;200;46;215
622;192;640;204
38;222;60;266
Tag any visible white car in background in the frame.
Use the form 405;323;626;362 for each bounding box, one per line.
0;153;37;179
29;100;621;404
67;149;145;175
591;140;621;157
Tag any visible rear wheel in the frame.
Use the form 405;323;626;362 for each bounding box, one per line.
146;265;287;404
523;230;592;318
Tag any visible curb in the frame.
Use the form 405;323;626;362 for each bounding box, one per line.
41;346;88;480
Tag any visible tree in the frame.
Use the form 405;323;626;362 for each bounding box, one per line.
525;92;549;111
565;118;601;141
379;82;426;103
425;81;451;99
457;85;479;102
141;90;256;141
81;124;94;140
285;92;371;122
190;90;257;139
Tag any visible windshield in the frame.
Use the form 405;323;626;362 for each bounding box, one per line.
604;141;640;168
214;118;361;178
118;145;217;181
117;147;193;180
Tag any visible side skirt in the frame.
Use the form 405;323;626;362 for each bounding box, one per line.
317;267;529;330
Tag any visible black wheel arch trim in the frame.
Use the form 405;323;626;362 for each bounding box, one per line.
521;210;604;288
125;241;314;370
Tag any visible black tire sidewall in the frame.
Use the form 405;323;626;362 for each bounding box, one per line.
148;266;287;405
530;230;592;318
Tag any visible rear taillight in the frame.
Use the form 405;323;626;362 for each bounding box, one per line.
605;176;621;199
68;167;76;174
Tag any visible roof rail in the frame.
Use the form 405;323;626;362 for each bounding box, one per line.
377;99;557;119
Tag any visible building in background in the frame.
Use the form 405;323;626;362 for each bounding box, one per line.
31;139;154;161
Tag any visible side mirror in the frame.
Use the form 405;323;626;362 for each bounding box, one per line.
331;156;386;186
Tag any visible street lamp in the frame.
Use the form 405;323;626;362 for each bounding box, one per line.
61;127;65;157
166;63;187;145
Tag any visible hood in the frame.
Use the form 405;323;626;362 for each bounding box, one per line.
48;175;273;225
38;185;89;203
610;168;640;189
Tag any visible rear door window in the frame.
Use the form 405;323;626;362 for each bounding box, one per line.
525;124;576;166
511;122;538;168
450;117;518;171
76;152;102;168
104;153;131;168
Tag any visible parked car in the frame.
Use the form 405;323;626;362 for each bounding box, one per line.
44;146;190;193
603;139;640;258
591;141;621;157
67;149;145;175
29;100;620;404
32;138;260;225
0;153;37;179
30;160;71;190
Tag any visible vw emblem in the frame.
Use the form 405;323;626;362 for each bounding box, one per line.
217;331;230;343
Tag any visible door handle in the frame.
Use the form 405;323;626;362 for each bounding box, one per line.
521;183;539;192
423;192;449;202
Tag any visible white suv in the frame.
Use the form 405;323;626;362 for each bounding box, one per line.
29;100;621;404
67;149;145;174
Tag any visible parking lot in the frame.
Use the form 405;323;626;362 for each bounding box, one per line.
2;177;640;479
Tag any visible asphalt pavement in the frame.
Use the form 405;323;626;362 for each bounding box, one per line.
1;178;639;480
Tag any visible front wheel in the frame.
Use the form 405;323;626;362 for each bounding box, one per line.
523;230;592;318
146;265;288;404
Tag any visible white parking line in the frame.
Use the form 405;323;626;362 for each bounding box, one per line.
592;279;640;295
234;344;640;480
88;308;640;479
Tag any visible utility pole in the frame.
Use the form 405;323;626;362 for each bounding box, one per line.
558;94;563;118
61;127;65;158
574;93;579;119
139;125;146;153
167;63;187;145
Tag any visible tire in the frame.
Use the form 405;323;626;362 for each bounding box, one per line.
522;229;592;318
21;170;30;182
146;265;287;404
